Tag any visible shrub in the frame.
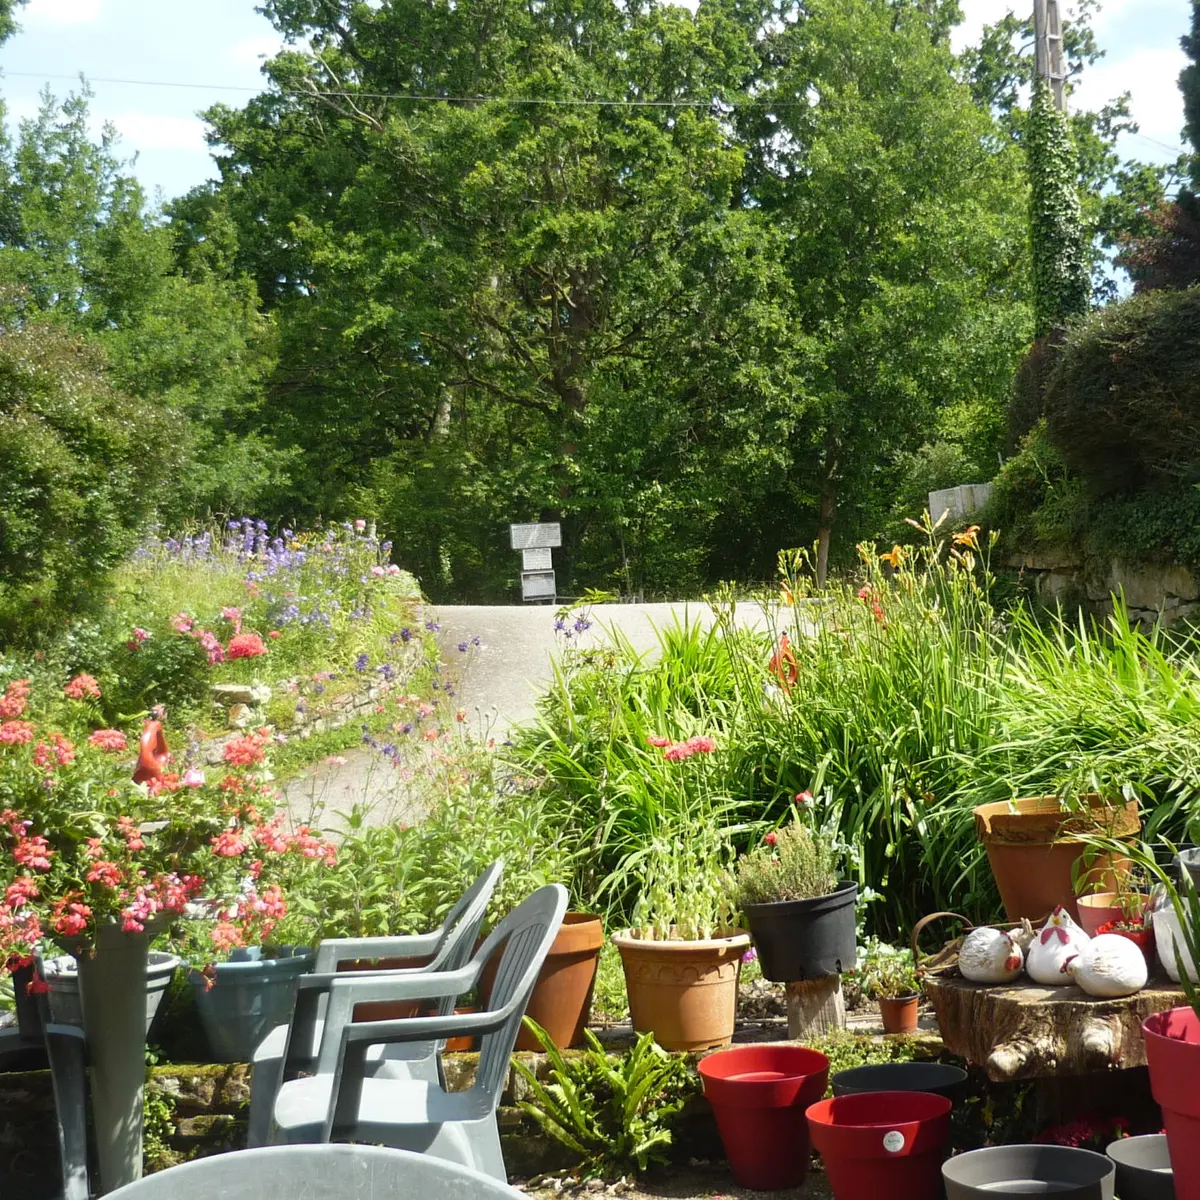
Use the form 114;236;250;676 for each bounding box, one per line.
1043;288;1200;496
734;816;839;906
0;302;177;637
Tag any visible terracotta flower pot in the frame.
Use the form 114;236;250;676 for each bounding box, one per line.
338;954;433;1023
1096;920;1156;972
1143;1007;1200;1200
973;795;1140;923
1077;893;1126;938
514;912;603;1051
878;994;920;1035
612;928;750;1052
699;1044;830;1190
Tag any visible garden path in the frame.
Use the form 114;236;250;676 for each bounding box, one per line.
283;600;780;831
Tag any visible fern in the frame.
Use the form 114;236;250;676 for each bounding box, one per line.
513;1018;697;1179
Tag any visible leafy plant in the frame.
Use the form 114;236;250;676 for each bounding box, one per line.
860;943;921;1000
514;1019;696;1179
734;814;840;907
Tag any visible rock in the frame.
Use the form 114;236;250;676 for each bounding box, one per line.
227;704;252;728
1110;560;1200;610
211;683;257;706
250;684;273;706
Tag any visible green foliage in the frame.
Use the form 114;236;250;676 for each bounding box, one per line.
1043;288;1200;496
734;818;839;907
513;1020;696;1179
859;941;920;1000
805;1030;919;1088
0;301;177;635
1027;79;1090;336
590;941;631;1023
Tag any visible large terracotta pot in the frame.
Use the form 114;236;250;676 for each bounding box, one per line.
515;912;603;1051
611;928;749;1052
973;796;1140;923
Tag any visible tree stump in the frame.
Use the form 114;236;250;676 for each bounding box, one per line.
786;975;846;1038
924;973;1186;1081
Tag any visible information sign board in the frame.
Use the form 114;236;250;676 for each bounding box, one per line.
509;523;562;551
521;570;557;601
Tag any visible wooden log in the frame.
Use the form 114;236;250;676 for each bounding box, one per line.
787;975;845;1039
924;972;1186;1081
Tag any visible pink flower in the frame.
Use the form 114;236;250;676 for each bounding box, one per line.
764;831;779;847
0;721;35;745
0;679;31;719
5;877;39;908
14;836;53;871
130;627;150;644
857;585;873;602
88;729;128;753
794;791;813;806
211;921;245;953
211;829;247;857
371;565;386;577
663;743;692;761
221;607;243;633
647;735;672;748
387;564;401;575
227;632;267;659
223;730;268;766
182;768;206;788
170;612;194;633
193;629;225;664
268;630;281;639
86;861;123;889
53;901;92;938
63;673;101;700
354;519;366;531
683;735;716;754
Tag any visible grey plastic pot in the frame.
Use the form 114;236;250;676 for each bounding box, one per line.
1106;1135;1174;1200
42;952;181;1035
943;1145;1115;1200
832;1062;968;1101
1177;848;1200;893
189;946;313;1063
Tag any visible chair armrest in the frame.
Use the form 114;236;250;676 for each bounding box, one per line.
313;932;441;973
342;1007;508;1047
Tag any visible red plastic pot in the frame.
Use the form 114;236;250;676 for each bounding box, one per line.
807;1090;953;1200
1143;1006;1200;1200
1097;920;1156;972
698;1044;830;1191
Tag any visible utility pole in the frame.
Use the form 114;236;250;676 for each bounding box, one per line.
1033;0;1068;112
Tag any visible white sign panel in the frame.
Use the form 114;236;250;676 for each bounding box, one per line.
510;522;562;551
521;570;557;601
522;547;553;571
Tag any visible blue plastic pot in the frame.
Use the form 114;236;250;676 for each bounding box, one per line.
190;946;313;1062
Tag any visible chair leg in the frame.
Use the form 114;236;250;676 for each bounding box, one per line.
247;1057;284;1149
44;1025;89;1200
462;1117;508;1184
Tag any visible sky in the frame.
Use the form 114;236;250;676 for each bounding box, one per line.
0;0;1193;205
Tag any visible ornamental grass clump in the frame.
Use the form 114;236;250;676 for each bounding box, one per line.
734;818;839;907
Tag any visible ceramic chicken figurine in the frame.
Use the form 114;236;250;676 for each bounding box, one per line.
959;927;1025;983
1062;933;1148;997
1026;906;1090;985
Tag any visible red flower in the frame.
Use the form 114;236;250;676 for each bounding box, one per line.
5;877;39;908
88;729;128;753
211;829;247;858
0;721;35;746
14;836;53;871
0;679;31;719
268;630;281;639
794;791;813;806
223;731;268;767
683;735;716;754
86;861;123;889
647;735;672;748
663;743;691;761
63;673;102;700
764;831;779;846
52;898;92;938
227;632;268;659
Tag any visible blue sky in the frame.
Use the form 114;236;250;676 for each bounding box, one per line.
0;0;1193;204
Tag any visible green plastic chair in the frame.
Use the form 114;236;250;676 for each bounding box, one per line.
104;1144;527;1198
270;883;568;1182
247;860;504;1148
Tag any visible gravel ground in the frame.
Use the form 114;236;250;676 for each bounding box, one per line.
520;1164;833;1199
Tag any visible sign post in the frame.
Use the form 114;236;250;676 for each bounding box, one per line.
510;523;561;602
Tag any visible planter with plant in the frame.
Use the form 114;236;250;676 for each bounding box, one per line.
973;793;1140;923
611;820;748;1052
862;944;922;1035
734;798;857;983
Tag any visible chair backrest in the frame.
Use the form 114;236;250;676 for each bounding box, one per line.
105;1144;527;1199
472;883;568;1102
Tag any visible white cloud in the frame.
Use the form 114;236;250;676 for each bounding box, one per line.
228;34;284;69
105;111;208;155
1072;45;1189;156
23;0;102;26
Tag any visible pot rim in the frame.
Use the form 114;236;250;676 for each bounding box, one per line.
612;927;750;951
942;1143;1115;1187
742;880;859;911
974;795;1140;844
877;992;921;1003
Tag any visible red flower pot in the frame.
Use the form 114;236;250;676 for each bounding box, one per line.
1143;1006;1200;1200
1097;920;1156;972
807;1090;953;1200
698;1044;830;1191
878;994;920;1035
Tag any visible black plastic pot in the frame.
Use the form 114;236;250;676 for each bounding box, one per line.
1106;1135;1174;1200
943;1145;1115;1200
832;1062;968;1101
743;880;857;982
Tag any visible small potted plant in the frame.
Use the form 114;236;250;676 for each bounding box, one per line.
733;796;856;983
1095;878;1154;970
861;945;922;1035
611;819;749;1052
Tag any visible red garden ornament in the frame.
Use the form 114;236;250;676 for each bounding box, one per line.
132;720;170;785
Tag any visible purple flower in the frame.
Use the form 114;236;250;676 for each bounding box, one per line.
425;620;440;632
355;653;370;672
457;641;469;653
741;946;758;964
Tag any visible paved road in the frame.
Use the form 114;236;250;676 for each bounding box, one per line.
283;600;776;829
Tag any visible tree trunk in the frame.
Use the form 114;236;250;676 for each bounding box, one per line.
815;479;837;587
787;976;846;1038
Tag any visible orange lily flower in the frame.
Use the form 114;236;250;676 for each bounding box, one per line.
769;635;799;692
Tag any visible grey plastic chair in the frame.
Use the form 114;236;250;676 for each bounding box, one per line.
104;1144;527;1199
270;883;569;1182
247;860;503;1148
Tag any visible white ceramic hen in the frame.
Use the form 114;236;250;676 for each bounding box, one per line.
1063;933;1148;997
1026;906;1090;985
959;927;1025;983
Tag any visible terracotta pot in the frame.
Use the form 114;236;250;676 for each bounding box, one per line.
878;994;920;1035
516;912;603;1051
611;928;750;1052
443;1007;477;1052
1077;893;1126;938
1096;920;1156;972
1140;1008;1200;1200
973;795;1140;923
